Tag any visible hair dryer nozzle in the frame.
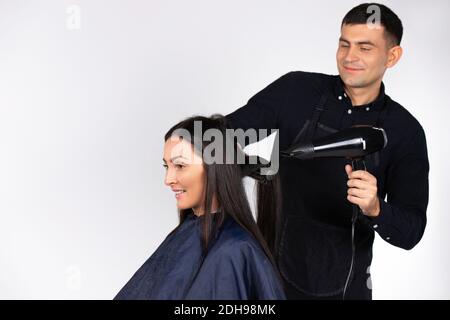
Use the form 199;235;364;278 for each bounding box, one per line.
282;126;387;160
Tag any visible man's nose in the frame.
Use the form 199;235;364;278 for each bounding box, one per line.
344;46;359;62
164;168;177;186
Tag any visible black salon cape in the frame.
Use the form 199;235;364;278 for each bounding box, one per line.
114;213;285;300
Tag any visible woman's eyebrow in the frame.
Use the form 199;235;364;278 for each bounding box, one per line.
162;155;187;163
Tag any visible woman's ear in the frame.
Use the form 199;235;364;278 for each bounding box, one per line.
386;45;403;68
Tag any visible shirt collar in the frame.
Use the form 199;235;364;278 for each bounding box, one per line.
334;76;387;111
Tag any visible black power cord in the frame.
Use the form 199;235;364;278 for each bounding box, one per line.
342;158;366;300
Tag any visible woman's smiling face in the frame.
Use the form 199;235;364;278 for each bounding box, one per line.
163;136;207;215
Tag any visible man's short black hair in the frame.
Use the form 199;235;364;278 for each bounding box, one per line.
342;3;403;46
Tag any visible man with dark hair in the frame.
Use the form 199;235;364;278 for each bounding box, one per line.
343;3;403;46
226;3;429;300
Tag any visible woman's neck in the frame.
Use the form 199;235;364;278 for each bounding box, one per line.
193;206;219;217
193;197;219;216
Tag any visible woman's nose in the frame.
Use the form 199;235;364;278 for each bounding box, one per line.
164;168;177;186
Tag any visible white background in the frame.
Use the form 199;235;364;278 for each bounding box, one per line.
0;0;449;299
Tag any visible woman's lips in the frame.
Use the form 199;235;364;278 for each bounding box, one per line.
174;190;186;199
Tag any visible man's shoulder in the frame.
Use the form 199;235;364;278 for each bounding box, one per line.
386;95;425;135
271;71;336;96
282;70;336;84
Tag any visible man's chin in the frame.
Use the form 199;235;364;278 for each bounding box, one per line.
340;75;368;89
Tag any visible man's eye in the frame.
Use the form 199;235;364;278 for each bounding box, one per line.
340;43;349;48
175;164;185;169
162;164;168;169
361;47;371;51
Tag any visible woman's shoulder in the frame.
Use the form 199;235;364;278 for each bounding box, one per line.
210;215;267;259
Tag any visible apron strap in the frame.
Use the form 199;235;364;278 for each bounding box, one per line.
291;90;330;146
370;95;390;167
375;95;390;128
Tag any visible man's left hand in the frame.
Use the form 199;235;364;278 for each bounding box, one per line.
345;164;380;217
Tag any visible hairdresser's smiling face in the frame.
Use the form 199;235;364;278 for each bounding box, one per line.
163;136;206;214
337;23;393;89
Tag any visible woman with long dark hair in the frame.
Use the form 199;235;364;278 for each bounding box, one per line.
114;115;285;299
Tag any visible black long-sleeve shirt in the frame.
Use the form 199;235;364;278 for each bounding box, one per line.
226;71;429;298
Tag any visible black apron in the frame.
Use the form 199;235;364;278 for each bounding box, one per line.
277;91;389;297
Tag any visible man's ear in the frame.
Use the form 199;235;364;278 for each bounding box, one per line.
386;45;403;68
